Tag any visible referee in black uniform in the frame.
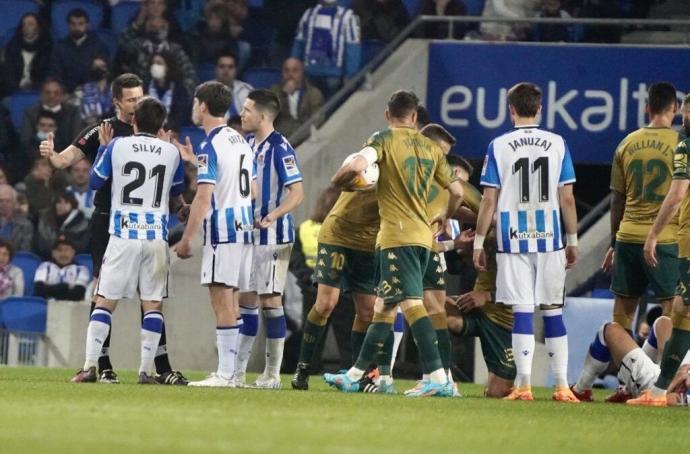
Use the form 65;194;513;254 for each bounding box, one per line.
40;73;188;385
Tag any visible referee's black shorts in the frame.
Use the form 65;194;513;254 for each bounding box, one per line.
89;211;111;277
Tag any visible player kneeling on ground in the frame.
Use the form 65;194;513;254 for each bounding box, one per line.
72;97;186;384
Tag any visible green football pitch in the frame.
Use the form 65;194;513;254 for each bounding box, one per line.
0;367;685;453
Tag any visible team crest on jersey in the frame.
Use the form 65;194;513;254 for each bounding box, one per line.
197;154;208;173
282;156;299;177
257;153;265;166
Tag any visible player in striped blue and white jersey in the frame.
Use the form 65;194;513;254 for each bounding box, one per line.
474;83;579;402
175;81;255;388
235;89;304;389
73;97;187;384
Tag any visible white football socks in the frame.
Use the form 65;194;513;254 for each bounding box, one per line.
84;308;112;370
542;308;569;388
512;305;535;388
216;326;239;380
140;311;164;375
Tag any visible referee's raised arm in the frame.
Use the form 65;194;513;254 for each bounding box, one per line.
39;131;86;169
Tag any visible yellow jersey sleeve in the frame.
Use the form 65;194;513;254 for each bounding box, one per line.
610;142;626;194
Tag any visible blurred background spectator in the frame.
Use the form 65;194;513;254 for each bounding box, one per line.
145;50;191;131
214;52;252;117
20;158;68;221
480;0;541;40
49;8;108;93
0;184;33;251
66;159;94;220
0;238;24;299
34;191;89;259
72;56;113;125
1;13;52;97
292;0;361;99
533;0;577;42
130;0;187;48
352;0;410;43
20;79;83;154
271;58;324;140
190;2;240;65
417;0;467;39
33;235;90;301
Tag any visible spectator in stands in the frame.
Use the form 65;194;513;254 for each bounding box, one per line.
34;191;89;259
480;0;540;40
270;58;324;140
20;158;68;221
352;0;410;43
73;56;113;125
49;9;109;93
22;111;58;171
214;52;253;117
66;159;94;219
209;0;252;65
416;0;466;40
264;0;314;64
130;0;186;47
292;0;361;99
0;166;8;186
16;193;29;218
0;106;16;170
0;184;33;252
34;235;90;301
0;13;52;97
20;79;83;154
115;16;198;96
532;0;576;42
146;51;192;131
190;3;240;65
0;238;24;299
575;0;622;43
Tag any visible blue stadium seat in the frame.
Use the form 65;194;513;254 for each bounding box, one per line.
243;67;281;89
8;90;39;133
51;0;104;39
74;254;93;280
0;27;16;48
461;0;486;16
361;39;384;66
197;63;216;83
96;29;117;58
111;1;141;34
247;0;264;7
0;297;47;334
0;0;39;43
178;126;206;153
11;251;41;297
402;0;422;17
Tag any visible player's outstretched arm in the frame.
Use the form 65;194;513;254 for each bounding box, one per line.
176;184;214;259
558;184;579;269
643;179;689;267
473;187;497;272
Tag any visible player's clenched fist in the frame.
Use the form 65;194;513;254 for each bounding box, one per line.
175;238;193;259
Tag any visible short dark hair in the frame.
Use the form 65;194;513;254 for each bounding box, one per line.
111;73;143;101
648;82;677;115
134;97;167;134
37;110;58;123
195;81;233;117
420;123;456;146
507;82;542;117
416;105;430;129
55;190;78;210
216;51;237;66
446;154;474;176
247;89;281;119
387;90;419;119
0;238;15;260
67;8;89;22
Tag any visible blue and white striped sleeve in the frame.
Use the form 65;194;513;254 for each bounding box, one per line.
90;139;116;189
559;141;576;186
480;141;501;188
171;156;186;196
196;142;218;185
275;143;303;186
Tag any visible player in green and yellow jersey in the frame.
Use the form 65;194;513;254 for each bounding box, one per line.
291;187;380;390
324;90;464;397
629;135;690;406
603;82;680;333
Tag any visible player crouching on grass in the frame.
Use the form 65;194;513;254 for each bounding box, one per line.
71;97;186;384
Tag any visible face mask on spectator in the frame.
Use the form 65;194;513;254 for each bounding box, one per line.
42;104;62;113
89;67;108;82
36;130;51;141
150;63;167;80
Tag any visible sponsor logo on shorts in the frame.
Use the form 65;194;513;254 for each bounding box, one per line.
509;228;554;240
121;218;162;231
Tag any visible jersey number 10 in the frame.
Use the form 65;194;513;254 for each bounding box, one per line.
513;157;549;203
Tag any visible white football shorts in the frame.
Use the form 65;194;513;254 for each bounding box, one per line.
496;250;566;306
97;235;169;301
201;242;253;289
249;243;293;295
618;348;660;397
